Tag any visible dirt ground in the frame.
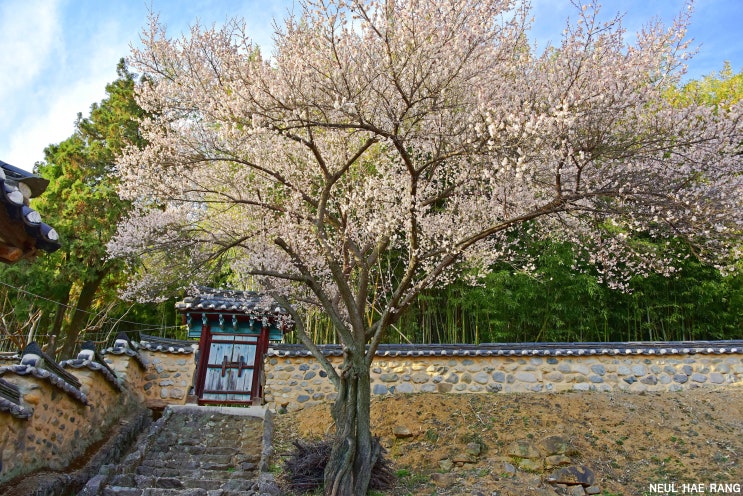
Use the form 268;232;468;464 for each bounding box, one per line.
272;387;743;495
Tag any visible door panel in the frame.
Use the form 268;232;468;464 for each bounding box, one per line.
198;332;261;404
202;368;254;402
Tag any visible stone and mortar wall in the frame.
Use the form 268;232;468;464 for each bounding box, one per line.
263;352;743;412
105;350;197;408
0;367;139;484
0;348;197;485
0;356;16;367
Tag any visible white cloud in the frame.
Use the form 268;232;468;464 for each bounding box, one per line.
0;0;127;170
0;0;289;171
0;0;65;170
4;64;118;169
0;0;62;101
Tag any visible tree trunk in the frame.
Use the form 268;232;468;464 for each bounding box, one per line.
323;349;379;496
58;273;105;360
48;286;71;358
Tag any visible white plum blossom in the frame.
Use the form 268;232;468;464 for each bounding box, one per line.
107;1;742;494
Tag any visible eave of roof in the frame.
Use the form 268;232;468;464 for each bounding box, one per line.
0;160;49;197
0;161;60;262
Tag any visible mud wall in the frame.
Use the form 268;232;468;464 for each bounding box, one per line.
0;363;137;483
105;350;197;408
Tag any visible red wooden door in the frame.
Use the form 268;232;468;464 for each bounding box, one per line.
196;332;265;405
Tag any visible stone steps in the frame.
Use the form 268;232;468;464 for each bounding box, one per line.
102;488;257;496
132;472;258;486
81;405;279;496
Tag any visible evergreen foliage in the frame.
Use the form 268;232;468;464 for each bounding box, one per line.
392;241;742;344
0;60;178;357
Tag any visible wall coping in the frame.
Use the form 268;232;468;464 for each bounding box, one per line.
100;334;196;357
0;395;32;419
138;334;196;354
0;377;31;419
61;358;124;391
267;340;743;358
0;364;89;405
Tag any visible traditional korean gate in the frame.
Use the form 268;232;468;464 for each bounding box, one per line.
195;331;266;405
177;287;293;406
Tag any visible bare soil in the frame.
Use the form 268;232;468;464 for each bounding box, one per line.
272;388;743;495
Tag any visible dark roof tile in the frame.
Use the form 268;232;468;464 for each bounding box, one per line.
175;286;290;317
0;161;60;259
267;340;743;358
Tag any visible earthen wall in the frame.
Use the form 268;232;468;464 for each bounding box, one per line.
105;351;196;408
0;366;137;483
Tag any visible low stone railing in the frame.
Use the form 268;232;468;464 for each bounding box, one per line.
263;341;743;412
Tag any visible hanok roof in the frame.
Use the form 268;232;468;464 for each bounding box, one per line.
175;287;290;316
0;160;60;263
176;287;294;338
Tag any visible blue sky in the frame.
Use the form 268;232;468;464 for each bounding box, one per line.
1;0;741;173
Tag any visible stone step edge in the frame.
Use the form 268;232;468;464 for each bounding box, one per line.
102;489;257;496
132;470;259;481
100;474;278;496
132;475;255;490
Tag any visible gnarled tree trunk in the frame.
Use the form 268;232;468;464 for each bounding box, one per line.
323;348;379;496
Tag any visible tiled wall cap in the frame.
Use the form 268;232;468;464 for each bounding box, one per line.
0;365;88;405
137;342;194;354
60;359;123;391
266;340;743;358
0;397;32;419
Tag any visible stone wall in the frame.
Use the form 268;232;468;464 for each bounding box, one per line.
263;345;743;412
0;362;140;483
0;341;197;485
2;338;742;485
105;349;197;408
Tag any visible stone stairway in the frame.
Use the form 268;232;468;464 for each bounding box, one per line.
80;405;279;496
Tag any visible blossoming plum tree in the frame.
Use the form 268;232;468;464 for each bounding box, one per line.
109;1;742;493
